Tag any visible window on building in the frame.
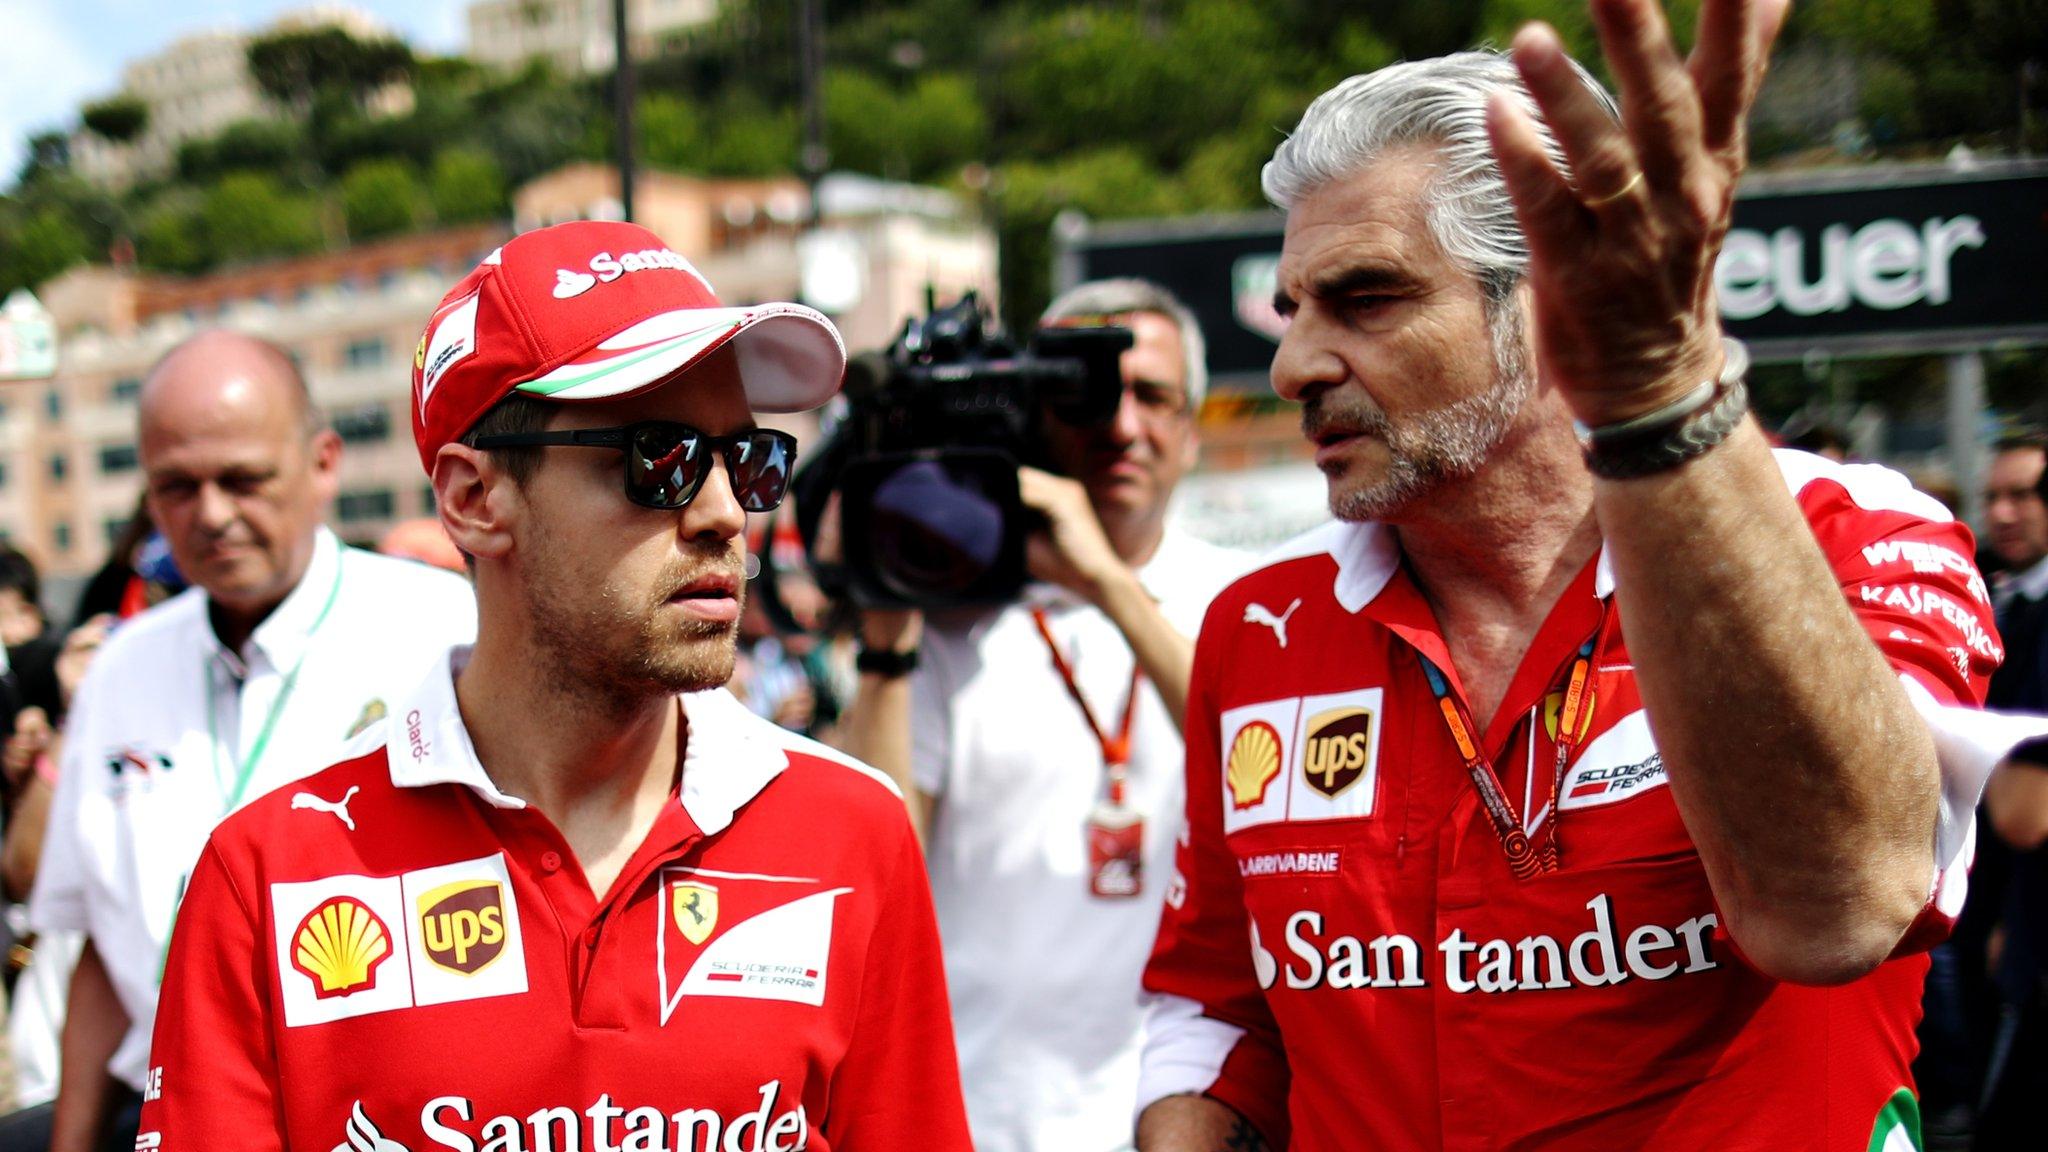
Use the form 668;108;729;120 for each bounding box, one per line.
104;517;129;545
337;489;396;522
44;389;62;421
53;522;70;551
344;336;387;370
48;454;67;483
0;463;8;488
99;444;140;473
421;483;437;513
111;377;143;403
330;403;391;444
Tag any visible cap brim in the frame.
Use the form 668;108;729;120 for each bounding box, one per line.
515;303;846;413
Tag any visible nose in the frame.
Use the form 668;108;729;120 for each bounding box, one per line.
680;450;747;543
193;481;238;534
1105;383;1145;448
1270;311;1345;405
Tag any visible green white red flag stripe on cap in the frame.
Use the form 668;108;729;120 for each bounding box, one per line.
516;318;744;399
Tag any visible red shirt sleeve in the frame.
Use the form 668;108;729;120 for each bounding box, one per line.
822;817;973;1150
1795;462;1999;951
1138;596;1291;1147
138;839;285;1150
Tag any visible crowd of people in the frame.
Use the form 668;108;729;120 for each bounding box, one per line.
0;0;2036;1149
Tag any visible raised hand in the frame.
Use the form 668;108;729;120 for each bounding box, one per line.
1486;0;1792;426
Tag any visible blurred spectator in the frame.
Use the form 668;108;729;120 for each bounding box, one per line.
70;500;184;626
0;331;475;1152
1778;413;1851;461
842;280;1252;1152
377;517;466;573
1974;442;2048;1149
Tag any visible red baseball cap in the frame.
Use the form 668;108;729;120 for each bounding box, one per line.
410;219;845;472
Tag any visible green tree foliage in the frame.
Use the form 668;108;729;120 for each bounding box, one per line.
201;173;324;264
428;148;508;224
247;26;416;114
177;118;304;182
824;69;985;181
341;159;426;240
81;97;149;144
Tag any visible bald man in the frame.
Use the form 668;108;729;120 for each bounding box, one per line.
13;331;475;1151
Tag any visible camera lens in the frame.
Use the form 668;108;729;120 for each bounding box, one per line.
866;460;1007;601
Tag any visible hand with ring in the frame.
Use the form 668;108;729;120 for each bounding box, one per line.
1486;0;1791;427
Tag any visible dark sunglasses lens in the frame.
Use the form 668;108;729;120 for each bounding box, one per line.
729;433;794;512
627;424;705;509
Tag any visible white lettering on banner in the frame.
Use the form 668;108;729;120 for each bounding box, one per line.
1859;540;1992;604
1715;215;1986;320
419;1081;809;1152
1238;850;1342;878
1859;584;2003;660
1275;895;1719;995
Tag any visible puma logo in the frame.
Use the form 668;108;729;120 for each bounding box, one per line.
1243;599;1302;648
290;786;360;832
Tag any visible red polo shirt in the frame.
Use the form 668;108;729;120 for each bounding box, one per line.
1139;451;2001;1151
140;649;970;1152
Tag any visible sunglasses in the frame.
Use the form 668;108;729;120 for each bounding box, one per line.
473;421;798;512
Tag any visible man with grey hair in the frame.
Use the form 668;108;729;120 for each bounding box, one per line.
845;279;1249;1152
1136;2;2029;1149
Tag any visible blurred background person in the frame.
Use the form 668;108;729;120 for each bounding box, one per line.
843;279;1251;1152
2;330;475;1152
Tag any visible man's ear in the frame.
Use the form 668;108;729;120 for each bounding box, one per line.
308;429;344;504
433;444;518;565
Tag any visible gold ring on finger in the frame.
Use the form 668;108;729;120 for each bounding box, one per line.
1582;170;1645;209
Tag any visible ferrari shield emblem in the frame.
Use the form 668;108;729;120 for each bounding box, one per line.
671;883;717;946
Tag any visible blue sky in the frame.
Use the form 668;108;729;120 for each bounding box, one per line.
2;0;467;184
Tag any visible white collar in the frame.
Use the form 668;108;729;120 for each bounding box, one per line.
385;646;790;834
1264;519;1619;615
2008;555;2048;603
208;528;344;676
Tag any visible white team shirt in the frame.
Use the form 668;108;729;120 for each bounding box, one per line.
912;527;1252;1152
28;528;476;1090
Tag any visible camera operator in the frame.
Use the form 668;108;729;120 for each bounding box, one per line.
842;279;1251;1152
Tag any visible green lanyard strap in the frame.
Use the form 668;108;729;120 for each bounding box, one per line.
204;556;346;814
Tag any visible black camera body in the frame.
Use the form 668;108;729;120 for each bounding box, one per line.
802;291;1132;608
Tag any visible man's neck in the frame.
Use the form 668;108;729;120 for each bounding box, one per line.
1102;510;1167;571
1392;412;1601;631
455;631;681;836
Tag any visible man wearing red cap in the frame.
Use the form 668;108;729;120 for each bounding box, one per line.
137;221;971;1151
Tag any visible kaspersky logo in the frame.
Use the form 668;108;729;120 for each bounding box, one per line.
292;897;393;999
551;248;713;299
417;880;508;975
1226;721;1283;810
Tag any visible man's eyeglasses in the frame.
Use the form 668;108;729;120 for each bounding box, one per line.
472;421;798;512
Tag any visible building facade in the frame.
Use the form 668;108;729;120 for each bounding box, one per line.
465;0;719;75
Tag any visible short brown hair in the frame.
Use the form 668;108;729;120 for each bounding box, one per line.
457;393;555;485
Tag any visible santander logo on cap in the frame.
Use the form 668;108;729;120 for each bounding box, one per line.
551;248;716;300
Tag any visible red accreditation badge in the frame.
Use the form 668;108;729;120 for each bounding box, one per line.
1086;801;1145;899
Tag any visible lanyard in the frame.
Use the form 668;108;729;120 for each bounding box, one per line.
1029;606;1142;806
1416;602;1611;880
204;558;346;814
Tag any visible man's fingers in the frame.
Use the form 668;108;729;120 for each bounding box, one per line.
1692;0;1792;157
1589;0;1705;193
1508;25;1642;218
1485;89;1592;274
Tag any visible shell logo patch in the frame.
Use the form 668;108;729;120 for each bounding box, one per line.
1227;721;1284;810
292;897;392;999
